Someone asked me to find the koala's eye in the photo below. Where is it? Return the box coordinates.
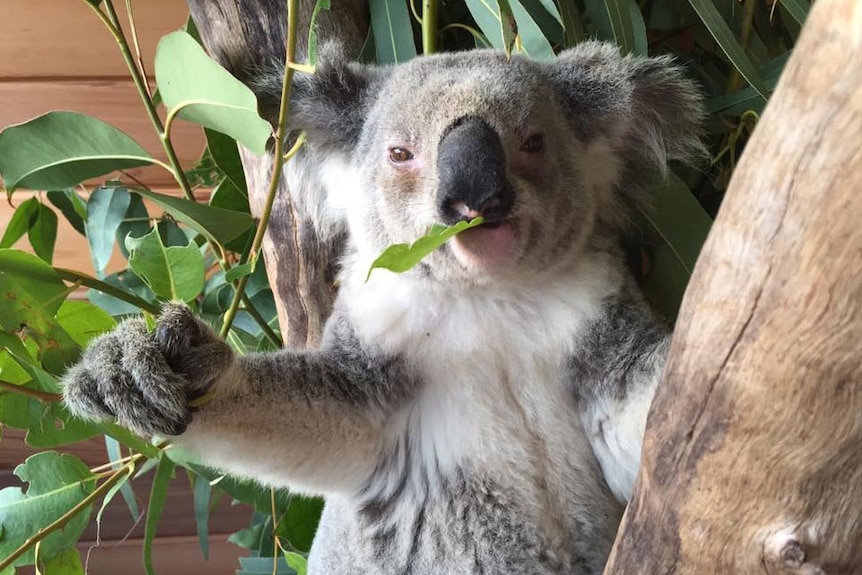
[520,134,544,154]
[388,147,415,163]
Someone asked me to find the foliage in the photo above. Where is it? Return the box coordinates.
[0,0,804,572]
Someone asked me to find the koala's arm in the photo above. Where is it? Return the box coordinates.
[62,303,410,495]
[569,294,670,503]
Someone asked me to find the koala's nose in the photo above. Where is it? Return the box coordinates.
[436,117,514,224]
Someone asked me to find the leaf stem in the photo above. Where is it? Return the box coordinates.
[92,0,197,203]
[124,0,151,98]
[241,294,283,348]
[53,267,161,315]
[220,0,302,339]
[0,460,138,572]
[0,380,62,403]
[422,0,439,54]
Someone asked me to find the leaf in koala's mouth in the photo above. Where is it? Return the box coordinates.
[365,217,485,281]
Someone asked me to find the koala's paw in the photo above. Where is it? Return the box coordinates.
[62,302,233,437]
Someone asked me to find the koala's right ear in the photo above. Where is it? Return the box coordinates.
[254,43,390,155]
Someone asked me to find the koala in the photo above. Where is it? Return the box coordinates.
[63,42,703,574]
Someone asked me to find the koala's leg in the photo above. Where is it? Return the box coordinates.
[63,303,410,495]
[568,294,671,503]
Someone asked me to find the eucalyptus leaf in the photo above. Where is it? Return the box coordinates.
[116,193,152,260]
[155,32,271,154]
[193,474,212,560]
[778,0,809,25]
[129,187,253,247]
[308,0,332,66]
[87,186,132,275]
[283,552,308,575]
[687,0,770,100]
[369,0,418,64]
[143,455,176,575]
[0,250,79,374]
[126,228,205,303]
[0,197,38,249]
[367,218,485,280]
[47,190,87,236]
[0,112,153,191]
[0,452,95,568]
[40,547,85,575]
[29,202,58,264]
[204,128,247,195]
[509,0,556,60]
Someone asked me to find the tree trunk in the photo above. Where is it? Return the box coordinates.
[184,0,367,348]
[605,0,862,572]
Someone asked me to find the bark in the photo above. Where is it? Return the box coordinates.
[605,0,862,572]
[184,0,367,348]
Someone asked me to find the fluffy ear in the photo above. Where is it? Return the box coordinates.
[549,41,706,170]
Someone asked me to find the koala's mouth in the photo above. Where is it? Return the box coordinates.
[450,219,516,270]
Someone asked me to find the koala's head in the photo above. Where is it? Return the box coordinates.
[288,42,704,286]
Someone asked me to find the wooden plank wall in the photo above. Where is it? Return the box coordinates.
[2,2,251,573]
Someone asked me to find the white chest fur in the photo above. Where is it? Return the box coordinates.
[342,254,624,485]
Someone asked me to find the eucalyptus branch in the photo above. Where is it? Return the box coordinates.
[124,0,152,97]
[0,380,62,403]
[83,0,196,203]
[220,0,302,340]
[241,294,283,348]
[422,0,439,54]
[0,461,139,572]
[53,267,161,315]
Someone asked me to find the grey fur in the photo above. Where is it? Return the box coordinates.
[62,43,703,574]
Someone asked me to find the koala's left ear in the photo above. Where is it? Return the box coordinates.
[548,41,706,169]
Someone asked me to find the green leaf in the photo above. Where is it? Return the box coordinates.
[0,250,78,374]
[41,547,85,575]
[103,435,140,520]
[369,0,418,64]
[639,172,712,318]
[86,186,132,275]
[283,552,308,575]
[130,187,253,247]
[47,190,87,236]
[509,0,556,60]
[126,228,205,303]
[116,192,152,260]
[554,0,584,46]
[274,496,324,553]
[193,474,212,560]
[308,0,332,66]
[778,0,808,25]
[143,454,175,575]
[96,470,132,529]
[55,300,116,348]
[0,452,95,568]
[224,262,255,283]
[86,269,158,317]
[367,217,485,280]
[687,0,770,100]
[155,32,271,154]
[598,0,646,56]
[204,128,247,195]
[0,112,154,191]
[0,197,38,249]
[465,0,519,55]
[29,202,58,264]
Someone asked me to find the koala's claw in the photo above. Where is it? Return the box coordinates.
[62,303,233,438]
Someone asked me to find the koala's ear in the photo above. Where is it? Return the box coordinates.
[288,43,390,155]
[548,41,706,169]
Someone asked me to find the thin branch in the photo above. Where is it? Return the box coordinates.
[54,267,161,315]
[241,294,283,348]
[124,0,152,97]
[422,0,439,54]
[220,0,302,339]
[0,380,62,403]
[0,461,139,572]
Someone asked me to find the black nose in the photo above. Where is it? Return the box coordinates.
[436,117,514,224]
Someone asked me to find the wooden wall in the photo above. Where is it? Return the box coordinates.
[2,2,250,573]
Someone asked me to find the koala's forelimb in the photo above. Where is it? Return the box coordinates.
[62,303,410,495]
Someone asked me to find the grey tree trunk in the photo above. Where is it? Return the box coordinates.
[604,0,862,571]
[184,0,367,348]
